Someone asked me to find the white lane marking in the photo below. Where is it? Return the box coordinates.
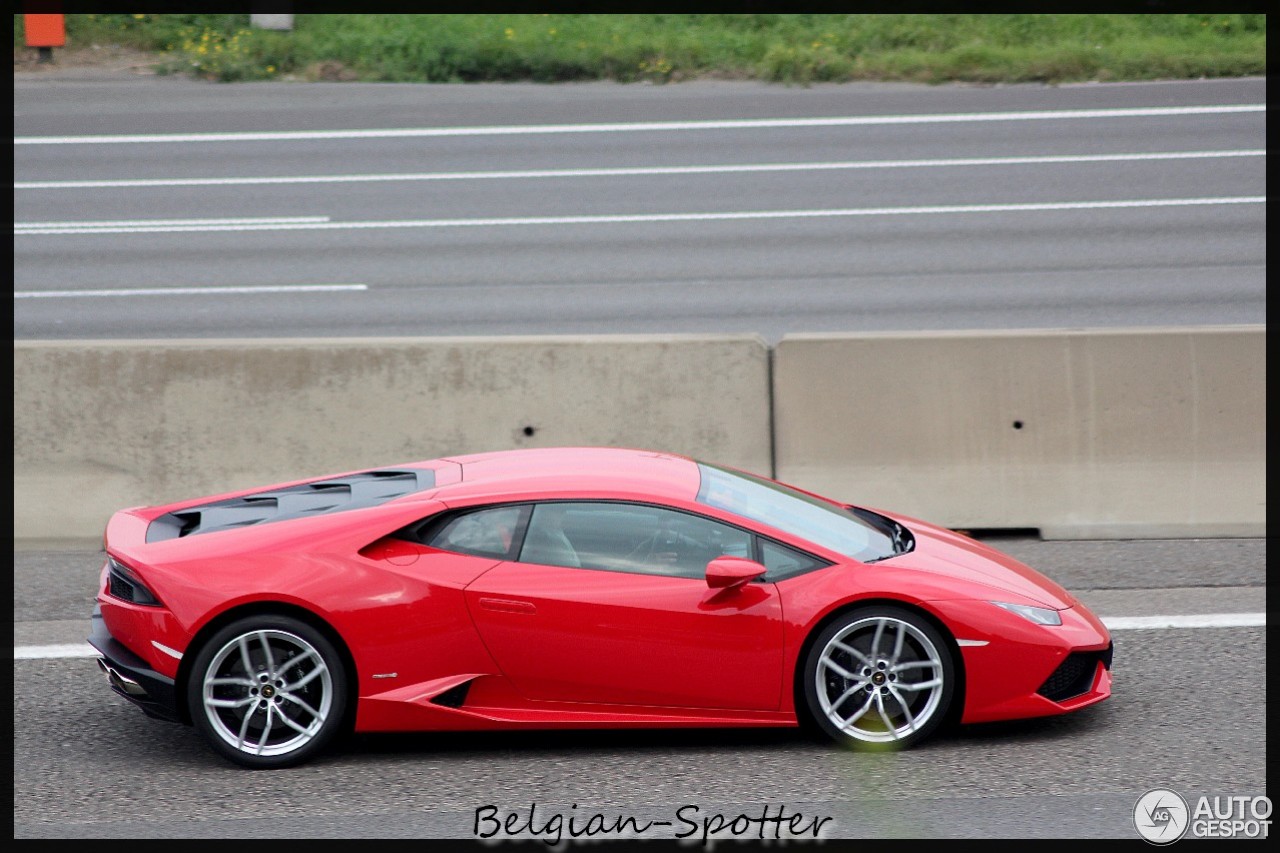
[14,284,368,299]
[12,104,1265,145]
[11,196,1265,236]
[15,644,97,659]
[1103,612,1265,630]
[12,613,1266,660]
[13,215,328,232]
[12,150,1266,190]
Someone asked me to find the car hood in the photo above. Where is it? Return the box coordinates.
[880,514,1077,610]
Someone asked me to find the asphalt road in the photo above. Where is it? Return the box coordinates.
[13,538,1267,839]
[13,76,1266,341]
[11,73,1269,840]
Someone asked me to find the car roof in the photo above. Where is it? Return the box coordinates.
[431,447,704,504]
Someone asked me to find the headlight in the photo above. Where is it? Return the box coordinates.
[990,601,1062,626]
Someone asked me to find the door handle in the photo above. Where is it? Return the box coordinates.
[478,597,537,615]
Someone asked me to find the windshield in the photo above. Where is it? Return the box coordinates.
[695,463,898,563]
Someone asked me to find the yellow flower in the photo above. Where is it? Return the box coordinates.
[267,65,276,73]
[505,27,515,39]
[132,14,145,20]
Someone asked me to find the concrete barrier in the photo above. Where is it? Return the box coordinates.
[13,335,772,542]
[14,327,1265,543]
[772,326,1265,539]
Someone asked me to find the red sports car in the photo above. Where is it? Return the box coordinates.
[91,447,1112,768]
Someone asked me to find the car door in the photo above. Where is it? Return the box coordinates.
[464,501,784,711]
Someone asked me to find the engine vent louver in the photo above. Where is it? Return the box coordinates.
[145,469,436,542]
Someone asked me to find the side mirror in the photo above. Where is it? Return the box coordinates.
[706,556,766,590]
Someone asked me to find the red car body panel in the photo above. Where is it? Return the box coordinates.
[464,562,784,711]
[94,447,1110,736]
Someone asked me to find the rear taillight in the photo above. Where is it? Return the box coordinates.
[106,556,162,607]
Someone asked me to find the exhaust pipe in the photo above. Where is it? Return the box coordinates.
[97,657,148,697]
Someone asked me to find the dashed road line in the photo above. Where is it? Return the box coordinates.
[11,197,1266,237]
[13,150,1265,191]
[14,284,368,299]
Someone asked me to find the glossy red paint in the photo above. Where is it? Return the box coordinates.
[706,556,768,590]
[465,560,784,710]
[93,446,1110,747]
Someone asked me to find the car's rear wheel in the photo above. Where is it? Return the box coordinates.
[187,614,347,769]
[802,605,955,750]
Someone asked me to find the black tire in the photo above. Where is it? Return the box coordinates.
[186,614,348,769]
[801,605,955,751]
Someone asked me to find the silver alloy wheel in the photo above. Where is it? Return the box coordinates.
[201,629,333,758]
[815,615,946,743]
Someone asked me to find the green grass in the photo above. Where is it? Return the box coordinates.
[14,14,1267,84]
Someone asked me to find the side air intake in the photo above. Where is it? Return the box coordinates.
[1037,643,1113,702]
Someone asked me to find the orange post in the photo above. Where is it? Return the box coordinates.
[24,14,67,48]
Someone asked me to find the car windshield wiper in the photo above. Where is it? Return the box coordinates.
[890,521,907,553]
[847,506,913,561]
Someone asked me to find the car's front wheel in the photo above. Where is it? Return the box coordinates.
[187,614,347,769]
[802,605,955,750]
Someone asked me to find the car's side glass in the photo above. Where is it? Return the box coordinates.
[423,505,526,560]
[519,502,753,580]
[758,538,828,581]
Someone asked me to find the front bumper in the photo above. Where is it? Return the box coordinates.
[1036,643,1113,702]
[88,606,182,723]
[928,599,1113,724]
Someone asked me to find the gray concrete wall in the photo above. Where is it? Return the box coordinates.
[13,335,772,542]
[772,326,1265,539]
[13,327,1264,542]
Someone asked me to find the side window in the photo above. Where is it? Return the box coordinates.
[424,505,526,560]
[758,538,828,581]
[520,502,752,580]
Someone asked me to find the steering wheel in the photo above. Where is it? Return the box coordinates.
[623,525,704,568]
[624,529,665,564]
